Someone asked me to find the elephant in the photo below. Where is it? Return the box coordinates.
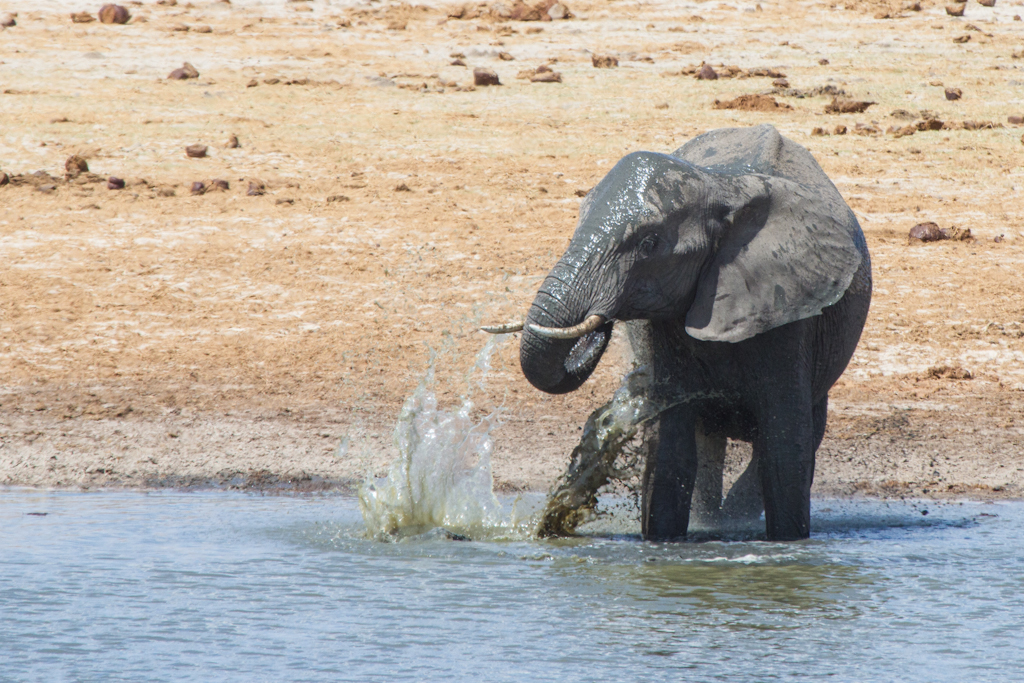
[485,124,871,541]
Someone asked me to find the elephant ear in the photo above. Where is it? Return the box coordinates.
[684,175,863,343]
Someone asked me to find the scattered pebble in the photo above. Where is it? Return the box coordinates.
[194,25,212,33]
[1009,115,1023,125]
[473,67,501,86]
[190,181,206,195]
[592,54,618,68]
[394,183,412,192]
[945,87,962,100]
[65,155,89,177]
[185,144,208,158]
[953,34,971,44]
[834,124,847,134]
[696,63,718,80]
[0,171,9,186]
[450,58,466,66]
[168,62,200,80]
[0,13,16,27]
[98,4,130,24]
[498,51,515,61]
[773,78,789,88]
[225,134,240,148]
[978,0,995,6]
[945,3,965,16]
[654,102,669,109]
[909,221,947,242]
[326,194,349,203]
[107,176,125,190]
[246,179,266,196]
[246,79,258,87]
[71,12,95,23]
[531,68,562,83]
[825,97,875,114]
[207,179,230,192]
[818,58,829,65]
[275,198,294,205]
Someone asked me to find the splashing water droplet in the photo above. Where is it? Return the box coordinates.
[358,335,538,541]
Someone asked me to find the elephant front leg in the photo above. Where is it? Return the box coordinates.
[756,394,815,541]
[641,405,699,541]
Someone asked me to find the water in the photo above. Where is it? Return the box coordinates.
[2,490,1024,682]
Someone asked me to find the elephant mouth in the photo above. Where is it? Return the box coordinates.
[563,321,614,376]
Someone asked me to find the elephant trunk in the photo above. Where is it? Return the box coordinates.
[519,266,614,395]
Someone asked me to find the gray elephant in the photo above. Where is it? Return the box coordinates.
[486,124,871,541]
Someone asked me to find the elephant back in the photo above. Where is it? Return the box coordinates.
[671,124,843,205]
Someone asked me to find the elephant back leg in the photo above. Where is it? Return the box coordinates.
[755,387,815,541]
[689,419,726,529]
[641,405,699,541]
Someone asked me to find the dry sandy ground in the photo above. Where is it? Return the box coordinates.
[1,0,1022,502]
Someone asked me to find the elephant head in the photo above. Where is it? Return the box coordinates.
[512,133,864,394]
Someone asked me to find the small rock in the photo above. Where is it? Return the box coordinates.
[395,183,412,192]
[994,234,1004,243]
[811,127,826,136]
[696,63,718,80]
[834,124,847,135]
[908,222,947,243]
[387,20,407,30]
[275,198,294,205]
[945,87,962,101]
[902,0,922,9]
[531,70,562,83]
[772,78,789,88]
[264,78,281,85]
[225,134,240,148]
[71,12,95,23]
[246,79,258,87]
[510,1,543,21]
[945,3,965,15]
[168,62,199,80]
[499,51,515,61]
[1009,115,1024,125]
[207,179,230,192]
[825,98,875,114]
[977,0,995,6]
[0,13,16,27]
[65,155,89,177]
[190,181,206,195]
[0,171,9,186]
[592,54,618,68]
[450,58,466,66]
[548,2,570,20]
[98,4,131,24]
[107,176,125,190]
[654,102,669,109]
[158,0,177,5]
[246,179,266,196]
[194,25,212,33]
[953,34,971,44]
[326,194,349,203]
[185,144,208,158]
[818,58,829,65]
[473,67,501,86]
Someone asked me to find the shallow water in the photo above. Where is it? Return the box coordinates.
[2,490,1023,682]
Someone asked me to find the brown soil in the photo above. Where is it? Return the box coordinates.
[714,93,794,111]
[1,0,1022,501]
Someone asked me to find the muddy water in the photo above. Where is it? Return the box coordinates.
[2,489,1023,682]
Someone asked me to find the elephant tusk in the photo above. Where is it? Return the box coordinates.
[527,314,607,340]
[480,322,524,334]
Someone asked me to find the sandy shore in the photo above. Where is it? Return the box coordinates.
[1,0,1022,499]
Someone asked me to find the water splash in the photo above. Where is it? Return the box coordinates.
[358,335,536,541]
[537,367,655,537]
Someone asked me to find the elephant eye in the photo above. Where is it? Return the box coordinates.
[637,233,660,259]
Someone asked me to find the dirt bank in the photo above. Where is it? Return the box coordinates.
[1,0,1022,498]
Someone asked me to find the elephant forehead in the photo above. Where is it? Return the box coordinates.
[574,152,700,250]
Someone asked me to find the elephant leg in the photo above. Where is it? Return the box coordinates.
[812,396,828,454]
[689,420,726,529]
[756,392,815,541]
[641,405,698,541]
[721,450,764,523]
